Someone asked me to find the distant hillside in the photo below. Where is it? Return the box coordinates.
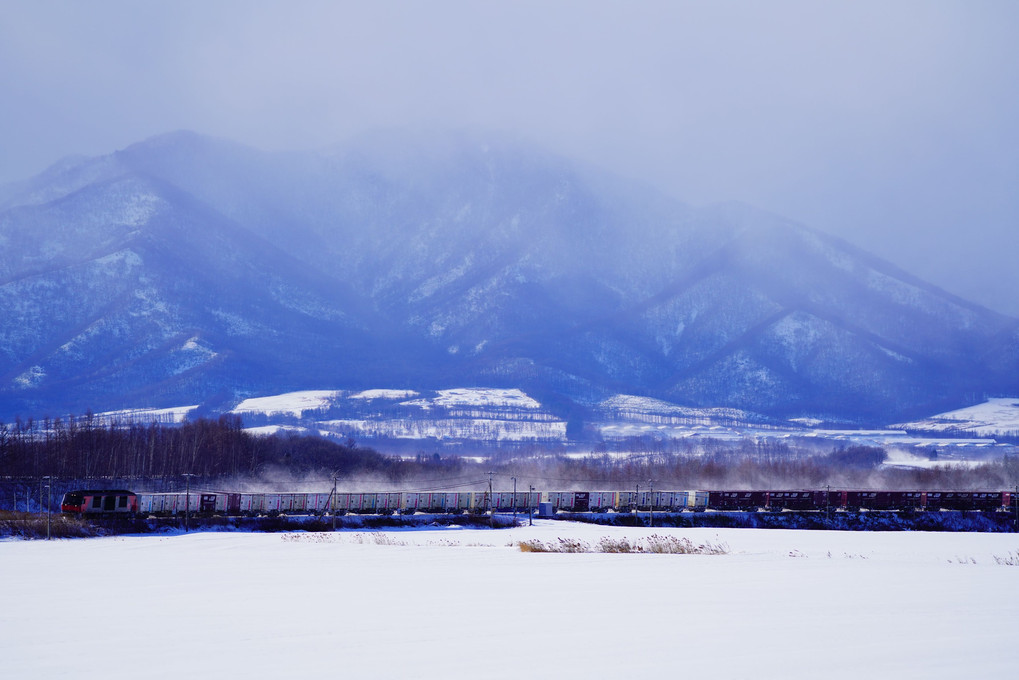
[893,398,1019,438]
[0,129,1016,423]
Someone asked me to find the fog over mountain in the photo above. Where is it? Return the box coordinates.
[5,3,1018,320]
[1,130,1016,423]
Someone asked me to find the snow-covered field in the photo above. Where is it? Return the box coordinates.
[403,387,543,409]
[894,397,1019,437]
[87,392,1019,457]
[321,416,567,441]
[3,523,1017,678]
[90,404,198,426]
[231,390,341,417]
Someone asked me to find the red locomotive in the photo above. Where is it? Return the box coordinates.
[60,490,138,516]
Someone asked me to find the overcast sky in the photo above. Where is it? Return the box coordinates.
[2,0,1017,314]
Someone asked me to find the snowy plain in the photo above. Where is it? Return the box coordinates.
[894,397,1019,436]
[3,522,1018,678]
[90,391,1019,459]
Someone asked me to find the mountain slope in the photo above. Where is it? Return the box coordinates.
[0,130,1015,422]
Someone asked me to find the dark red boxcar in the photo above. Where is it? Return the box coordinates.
[708,491,768,511]
[927,491,1005,511]
[844,491,927,511]
[764,491,826,511]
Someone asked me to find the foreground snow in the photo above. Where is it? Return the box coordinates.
[3,524,1017,678]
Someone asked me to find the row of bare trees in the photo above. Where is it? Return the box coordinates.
[0,415,396,480]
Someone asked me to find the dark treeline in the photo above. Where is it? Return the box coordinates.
[0,415,400,480]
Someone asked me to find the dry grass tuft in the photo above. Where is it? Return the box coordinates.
[518,534,729,555]
[281,532,408,545]
[992,551,1019,566]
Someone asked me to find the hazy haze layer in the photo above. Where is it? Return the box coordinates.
[1,1,1017,314]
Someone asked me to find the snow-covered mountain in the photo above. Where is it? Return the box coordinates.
[1,129,1016,423]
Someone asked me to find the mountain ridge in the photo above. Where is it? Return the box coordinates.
[0,130,1015,423]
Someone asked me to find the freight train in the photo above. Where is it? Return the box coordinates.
[61,488,1017,517]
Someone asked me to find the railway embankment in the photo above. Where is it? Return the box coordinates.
[0,511,97,538]
[557,510,1019,532]
[3,509,1017,538]
[0,512,519,538]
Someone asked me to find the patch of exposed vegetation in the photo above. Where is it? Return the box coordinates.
[281,532,409,545]
[518,534,729,555]
[556,509,1018,533]
[0,511,97,538]
[992,551,1019,566]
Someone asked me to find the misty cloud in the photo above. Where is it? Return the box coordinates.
[1,1,1017,314]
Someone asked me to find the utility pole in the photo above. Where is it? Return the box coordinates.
[332,476,338,531]
[635,483,639,523]
[511,476,517,525]
[528,485,534,526]
[43,476,51,540]
[183,473,195,532]
[486,470,494,513]
[649,479,654,528]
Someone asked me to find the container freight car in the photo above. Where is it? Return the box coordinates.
[545,491,618,512]
[491,491,543,512]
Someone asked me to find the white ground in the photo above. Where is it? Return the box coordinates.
[241,424,314,437]
[231,389,341,417]
[3,523,1017,678]
[402,387,543,409]
[882,448,988,469]
[91,404,199,426]
[349,388,420,400]
[88,392,1019,456]
[894,397,1019,436]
